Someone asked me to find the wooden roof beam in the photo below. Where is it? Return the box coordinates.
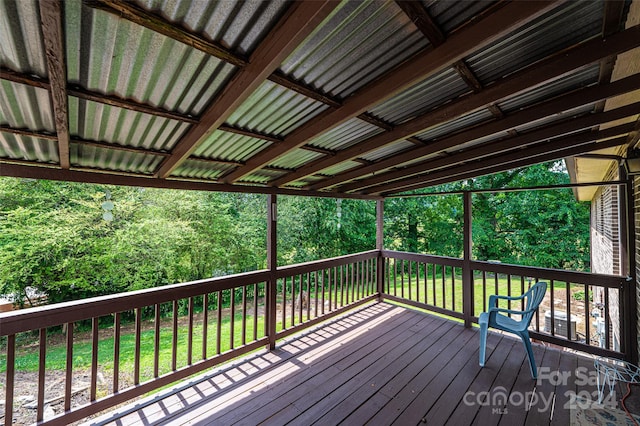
[85,0,248,67]
[302,25,640,190]
[154,1,339,179]
[1,68,198,124]
[346,102,640,193]
[224,1,558,184]
[313,72,640,191]
[39,0,70,169]
[376,133,631,196]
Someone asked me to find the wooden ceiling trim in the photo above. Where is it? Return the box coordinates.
[376,133,631,196]
[224,1,558,184]
[346,113,638,194]
[154,1,339,179]
[311,73,640,191]
[85,0,248,68]
[395,0,445,46]
[273,22,640,189]
[70,138,170,157]
[0,126,58,140]
[0,163,379,200]
[39,0,70,169]
[1,68,198,124]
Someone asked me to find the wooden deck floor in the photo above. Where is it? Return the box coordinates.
[86,302,608,426]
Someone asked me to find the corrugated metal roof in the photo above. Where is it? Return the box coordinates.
[268,148,323,170]
[226,80,328,138]
[0,0,47,75]
[319,160,361,177]
[416,108,494,141]
[360,139,417,162]
[172,159,235,180]
[0,134,57,163]
[424,0,499,35]
[0,81,54,131]
[306,117,383,151]
[498,65,601,113]
[71,144,163,174]
[193,129,271,163]
[368,67,469,125]
[279,0,428,99]
[513,104,596,134]
[66,3,236,117]
[68,98,190,151]
[136,0,289,57]
[466,1,604,86]
[241,169,285,184]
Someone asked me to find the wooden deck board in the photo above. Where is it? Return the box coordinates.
[86,302,600,426]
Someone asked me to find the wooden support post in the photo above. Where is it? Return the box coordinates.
[619,164,638,363]
[463,191,474,328]
[267,194,278,350]
[377,199,385,301]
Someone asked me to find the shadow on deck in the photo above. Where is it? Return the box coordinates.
[85,302,610,426]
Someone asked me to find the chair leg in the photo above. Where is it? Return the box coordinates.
[479,319,488,367]
[519,331,537,379]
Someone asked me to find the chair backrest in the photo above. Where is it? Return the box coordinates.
[522,281,547,324]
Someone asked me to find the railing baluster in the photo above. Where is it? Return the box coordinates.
[566,282,572,340]
[482,271,487,312]
[188,297,194,365]
[203,294,208,360]
[432,264,436,306]
[242,285,247,346]
[416,262,420,303]
[172,301,178,371]
[549,280,555,337]
[216,291,222,355]
[334,266,339,308]
[340,266,345,308]
[401,259,405,299]
[135,307,141,383]
[584,284,590,345]
[521,276,525,312]
[423,262,427,304]
[314,270,319,318]
[113,313,120,392]
[306,272,311,320]
[507,274,512,314]
[253,284,258,341]
[451,267,455,312]
[37,328,46,422]
[604,288,611,350]
[291,275,296,326]
[283,278,288,328]
[408,261,412,301]
[91,317,99,400]
[65,322,73,412]
[321,271,326,315]
[231,288,236,349]
[154,304,160,377]
[133,307,142,385]
[5,334,15,426]
[441,265,446,309]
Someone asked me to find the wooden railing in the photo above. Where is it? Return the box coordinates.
[381,250,629,359]
[0,251,377,426]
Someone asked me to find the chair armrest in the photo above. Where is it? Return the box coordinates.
[488,293,525,308]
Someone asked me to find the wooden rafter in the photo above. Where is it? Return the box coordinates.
[0,126,57,140]
[0,163,378,200]
[223,1,558,184]
[374,133,631,196]
[1,68,198,124]
[154,1,339,179]
[85,0,248,68]
[302,25,640,190]
[344,102,640,193]
[39,0,70,169]
[324,75,640,192]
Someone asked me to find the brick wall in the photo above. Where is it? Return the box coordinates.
[591,167,621,351]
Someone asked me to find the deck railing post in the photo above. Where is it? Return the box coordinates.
[619,165,638,364]
[463,191,474,328]
[267,194,278,350]
[377,199,385,300]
